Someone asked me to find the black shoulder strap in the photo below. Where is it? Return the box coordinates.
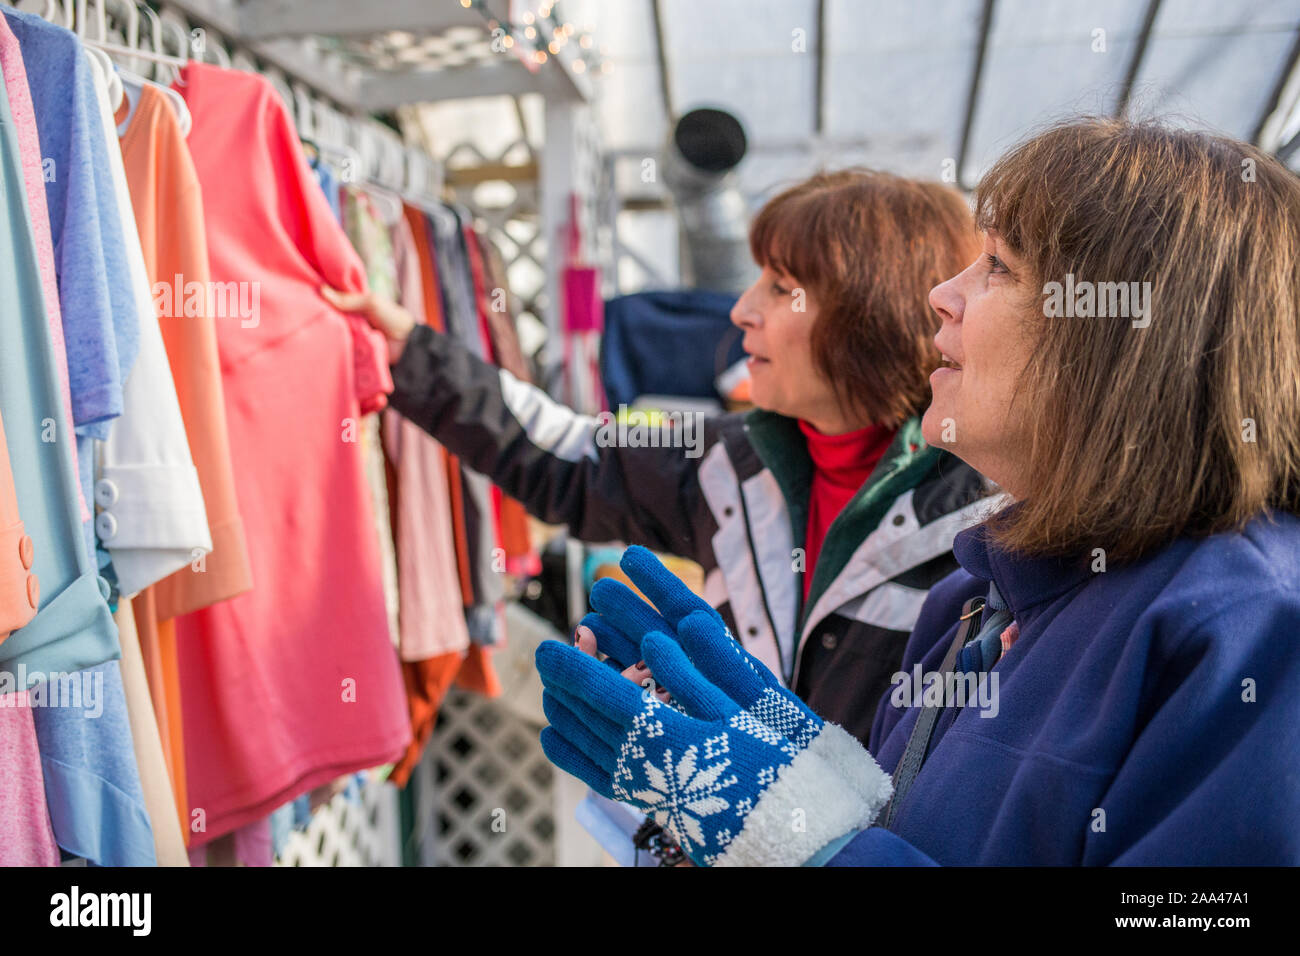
[878,595,985,831]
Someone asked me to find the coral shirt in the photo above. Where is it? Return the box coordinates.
[799,420,896,602]
[173,63,408,844]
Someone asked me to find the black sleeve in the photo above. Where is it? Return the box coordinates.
[388,322,717,563]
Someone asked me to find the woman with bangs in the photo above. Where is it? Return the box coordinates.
[340,169,994,750]
[534,119,1300,866]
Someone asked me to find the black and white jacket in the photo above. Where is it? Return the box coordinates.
[389,323,999,743]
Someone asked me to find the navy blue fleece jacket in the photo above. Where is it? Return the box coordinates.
[824,510,1300,865]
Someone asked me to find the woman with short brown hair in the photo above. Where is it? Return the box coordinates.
[536,118,1300,866]
[338,167,993,748]
[747,170,979,428]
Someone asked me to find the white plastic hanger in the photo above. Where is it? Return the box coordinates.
[364,181,405,227]
[159,14,190,86]
[133,1,191,136]
[105,1,190,137]
[83,46,124,112]
[15,0,72,28]
[116,68,191,138]
[67,0,124,112]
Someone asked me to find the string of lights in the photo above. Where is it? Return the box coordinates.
[459,0,609,74]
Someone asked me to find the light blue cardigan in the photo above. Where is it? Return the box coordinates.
[0,19,154,865]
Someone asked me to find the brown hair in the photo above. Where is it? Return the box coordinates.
[749,169,980,427]
[975,118,1300,561]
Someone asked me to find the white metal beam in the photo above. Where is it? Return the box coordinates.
[540,99,577,372]
[1257,29,1300,152]
[239,0,487,41]
[361,55,591,109]
[361,62,534,107]
[162,0,364,108]
[163,0,590,111]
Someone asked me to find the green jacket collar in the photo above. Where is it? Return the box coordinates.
[743,409,940,624]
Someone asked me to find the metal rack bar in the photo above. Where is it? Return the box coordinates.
[1253,26,1300,149]
[84,37,187,66]
[1115,0,1163,119]
[955,0,995,191]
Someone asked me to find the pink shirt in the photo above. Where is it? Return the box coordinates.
[0,695,60,866]
[384,212,469,661]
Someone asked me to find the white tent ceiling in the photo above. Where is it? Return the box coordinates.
[142,1,1300,289]
[596,0,1300,203]
[161,2,1298,203]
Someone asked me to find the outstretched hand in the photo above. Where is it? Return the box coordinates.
[321,285,418,358]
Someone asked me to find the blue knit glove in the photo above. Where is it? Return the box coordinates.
[581,547,710,673]
[537,634,891,866]
[589,548,812,723]
[584,548,885,801]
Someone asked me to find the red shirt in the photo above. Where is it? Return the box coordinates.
[799,420,896,603]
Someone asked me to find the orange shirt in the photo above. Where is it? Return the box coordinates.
[0,408,37,639]
[118,83,253,617]
[118,84,258,843]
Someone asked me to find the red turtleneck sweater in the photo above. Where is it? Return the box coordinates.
[798,420,896,603]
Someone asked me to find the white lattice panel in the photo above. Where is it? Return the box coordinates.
[417,686,556,866]
[439,138,548,348]
[276,778,403,867]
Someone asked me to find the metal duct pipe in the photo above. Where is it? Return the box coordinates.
[662,108,758,294]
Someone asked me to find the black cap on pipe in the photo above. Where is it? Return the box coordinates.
[673,108,747,174]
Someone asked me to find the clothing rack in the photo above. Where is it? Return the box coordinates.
[1,0,607,870]
[83,37,183,66]
[14,0,449,209]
